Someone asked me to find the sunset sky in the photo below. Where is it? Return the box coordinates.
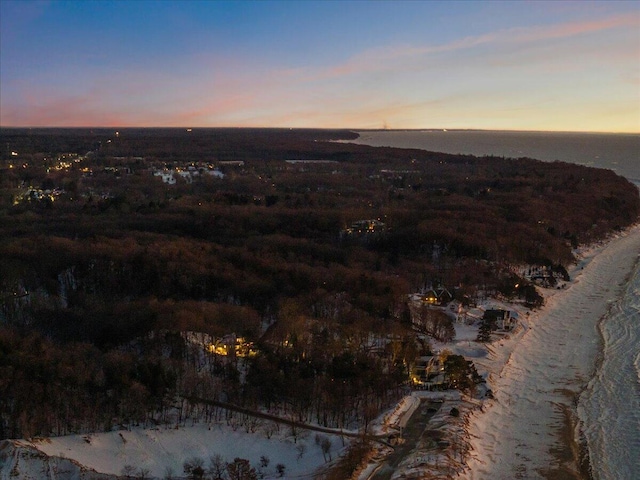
[1,0,639,132]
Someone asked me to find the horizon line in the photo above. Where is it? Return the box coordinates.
[1,125,638,135]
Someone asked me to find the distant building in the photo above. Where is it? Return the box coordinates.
[153,170,176,184]
[218,161,245,167]
[285,159,338,164]
[153,167,224,184]
[344,219,387,235]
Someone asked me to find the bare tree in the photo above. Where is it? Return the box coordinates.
[183,456,205,480]
[226,458,257,480]
[121,465,136,478]
[321,437,332,462]
[208,454,227,480]
[163,466,176,480]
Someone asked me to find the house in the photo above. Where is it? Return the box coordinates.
[177,170,194,183]
[342,219,387,241]
[419,287,452,306]
[412,355,445,388]
[347,219,386,234]
[218,161,245,167]
[421,289,439,305]
[483,309,516,330]
[206,169,225,178]
[153,170,176,184]
[435,287,453,305]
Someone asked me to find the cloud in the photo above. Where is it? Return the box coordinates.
[1,92,126,127]
[2,7,637,131]
[319,12,640,80]
[170,94,260,125]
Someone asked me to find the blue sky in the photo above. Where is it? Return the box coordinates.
[1,0,639,131]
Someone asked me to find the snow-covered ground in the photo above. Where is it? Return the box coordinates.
[5,227,638,480]
[1,420,350,479]
[457,225,640,480]
[357,225,640,480]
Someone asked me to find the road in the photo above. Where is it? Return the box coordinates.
[187,396,393,446]
[370,399,442,480]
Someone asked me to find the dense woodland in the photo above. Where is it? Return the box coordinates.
[1,128,638,440]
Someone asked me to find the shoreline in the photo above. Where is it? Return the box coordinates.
[576,246,640,480]
[457,223,640,480]
[345,130,640,185]
[3,227,638,480]
[570,228,640,480]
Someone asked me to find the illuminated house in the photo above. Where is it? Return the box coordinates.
[421,289,439,305]
[420,287,452,306]
[206,335,258,358]
[411,355,444,387]
[343,219,387,239]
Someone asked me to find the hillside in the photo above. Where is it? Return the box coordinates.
[1,127,638,443]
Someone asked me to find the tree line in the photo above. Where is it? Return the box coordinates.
[0,128,637,439]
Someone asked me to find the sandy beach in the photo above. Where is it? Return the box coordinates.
[459,224,640,480]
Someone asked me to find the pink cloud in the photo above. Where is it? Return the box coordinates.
[2,9,636,131]
[2,89,122,127]
[170,94,259,124]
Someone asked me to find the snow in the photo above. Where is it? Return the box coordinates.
[5,225,639,480]
[457,224,640,479]
[2,420,349,479]
[357,225,640,480]
[0,440,112,480]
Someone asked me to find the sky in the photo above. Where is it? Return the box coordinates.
[1,0,639,132]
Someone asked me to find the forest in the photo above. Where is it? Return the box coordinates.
[1,127,638,440]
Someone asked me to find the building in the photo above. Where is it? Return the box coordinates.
[344,219,387,236]
[483,309,516,330]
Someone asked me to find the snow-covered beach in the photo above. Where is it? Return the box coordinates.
[2,132,638,480]
[4,226,637,480]
[350,129,640,480]
[459,224,640,480]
